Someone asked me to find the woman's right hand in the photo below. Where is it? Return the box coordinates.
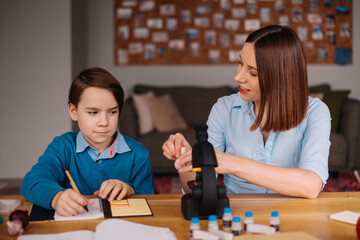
[162,133,191,160]
[163,133,195,191]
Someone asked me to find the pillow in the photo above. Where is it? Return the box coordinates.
[132,91,155,135]
[314,90,350,132]
[309,92,324,100]
[146,94,188,132]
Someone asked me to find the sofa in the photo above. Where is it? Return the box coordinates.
[119,84,360,175]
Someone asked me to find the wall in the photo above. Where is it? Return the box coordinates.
[0,0,72,178]
[0,0,359,179]
[88,0,360,100]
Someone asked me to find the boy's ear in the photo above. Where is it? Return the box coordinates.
[68,103,78,121]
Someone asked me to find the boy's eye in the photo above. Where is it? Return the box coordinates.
[88,111,97,115]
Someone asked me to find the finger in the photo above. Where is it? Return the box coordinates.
[87,199,94,206]
[177,151,192,167]
[94,190,100,197]
[108,185,122,202]
[163,136,176,157]
[69,190,88,207]
[68,195,88,213]
[99,181,109,198]
[178,164,193,173]
[162,144,173,159]
[62,201,80,216]
[100,182,116,199]
[174,134,184,158]
[116,188,128,201]
[163,151,177,161]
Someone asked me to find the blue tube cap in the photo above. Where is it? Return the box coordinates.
[209,214,218,221]
[271,211,279,217]
[245,211,253,218]
[223,207,232,214]
[191,217,200,224]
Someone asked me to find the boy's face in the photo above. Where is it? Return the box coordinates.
[68,87,119,153]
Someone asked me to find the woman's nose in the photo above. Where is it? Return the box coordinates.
[234,68,246,83]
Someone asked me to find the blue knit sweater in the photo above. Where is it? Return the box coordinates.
[21,132,155,209]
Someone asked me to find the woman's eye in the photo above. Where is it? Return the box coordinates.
[249,70,258,77]
[110,110,118,115]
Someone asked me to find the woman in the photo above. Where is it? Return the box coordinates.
[162,25,330,199]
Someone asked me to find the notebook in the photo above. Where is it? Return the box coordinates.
[30,198,152,221]
[18,218,176,240]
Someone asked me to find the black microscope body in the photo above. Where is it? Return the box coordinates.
[181,125,229,220]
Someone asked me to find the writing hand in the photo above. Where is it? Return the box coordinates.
[51,189,94,216]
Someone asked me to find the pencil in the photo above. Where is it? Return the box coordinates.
[62,166,89,212]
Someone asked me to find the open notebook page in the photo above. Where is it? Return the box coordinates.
[18,230,95,240]
[54,198,103,221]
[95,219,176,240]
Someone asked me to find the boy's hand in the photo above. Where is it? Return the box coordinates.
[51,189,94,216]
[94,179,134,202]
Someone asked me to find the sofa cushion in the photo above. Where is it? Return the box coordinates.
[134,85,237,126]
[322,90,350,132]
[132,91,155,135]
[147,94,188,132]
[309,84,350,132]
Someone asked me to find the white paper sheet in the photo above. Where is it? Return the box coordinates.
[329,210,360,225]
[54,198,103,221]
[95,219,176,240]
[0,199,20,212]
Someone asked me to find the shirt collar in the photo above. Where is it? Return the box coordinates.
[76,130,130,156]
[233,93,253,113]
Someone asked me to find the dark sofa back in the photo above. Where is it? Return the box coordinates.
[134,84,237,127]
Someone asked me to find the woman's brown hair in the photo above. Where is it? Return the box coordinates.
[246,25,308,132]
[68,67,124,115]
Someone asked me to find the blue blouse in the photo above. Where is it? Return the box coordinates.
[207,93,331,194]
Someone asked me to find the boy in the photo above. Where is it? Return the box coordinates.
[21,67,155,216]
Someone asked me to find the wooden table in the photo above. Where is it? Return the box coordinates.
[0,192,359,239]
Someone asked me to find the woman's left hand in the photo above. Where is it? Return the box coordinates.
[214,149,239,175]
[94,179,134,201]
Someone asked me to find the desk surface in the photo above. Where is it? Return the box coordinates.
[0,192,359,240]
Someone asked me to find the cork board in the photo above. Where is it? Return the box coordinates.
[114,0,352,65]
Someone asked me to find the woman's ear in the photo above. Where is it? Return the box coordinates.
[68,103,78,121]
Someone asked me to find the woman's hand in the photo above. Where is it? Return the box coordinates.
[162,133,192,160]
[51,189,94,216]
[162,133,193,173]
[213,149,239,175]
[94,179,134,202]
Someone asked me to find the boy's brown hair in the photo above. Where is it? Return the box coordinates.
[246,25,308,132]
[68,67,124,115]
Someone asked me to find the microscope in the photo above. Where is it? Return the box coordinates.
[181,125,229,220]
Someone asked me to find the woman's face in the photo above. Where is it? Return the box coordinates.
[234,43,261,107]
